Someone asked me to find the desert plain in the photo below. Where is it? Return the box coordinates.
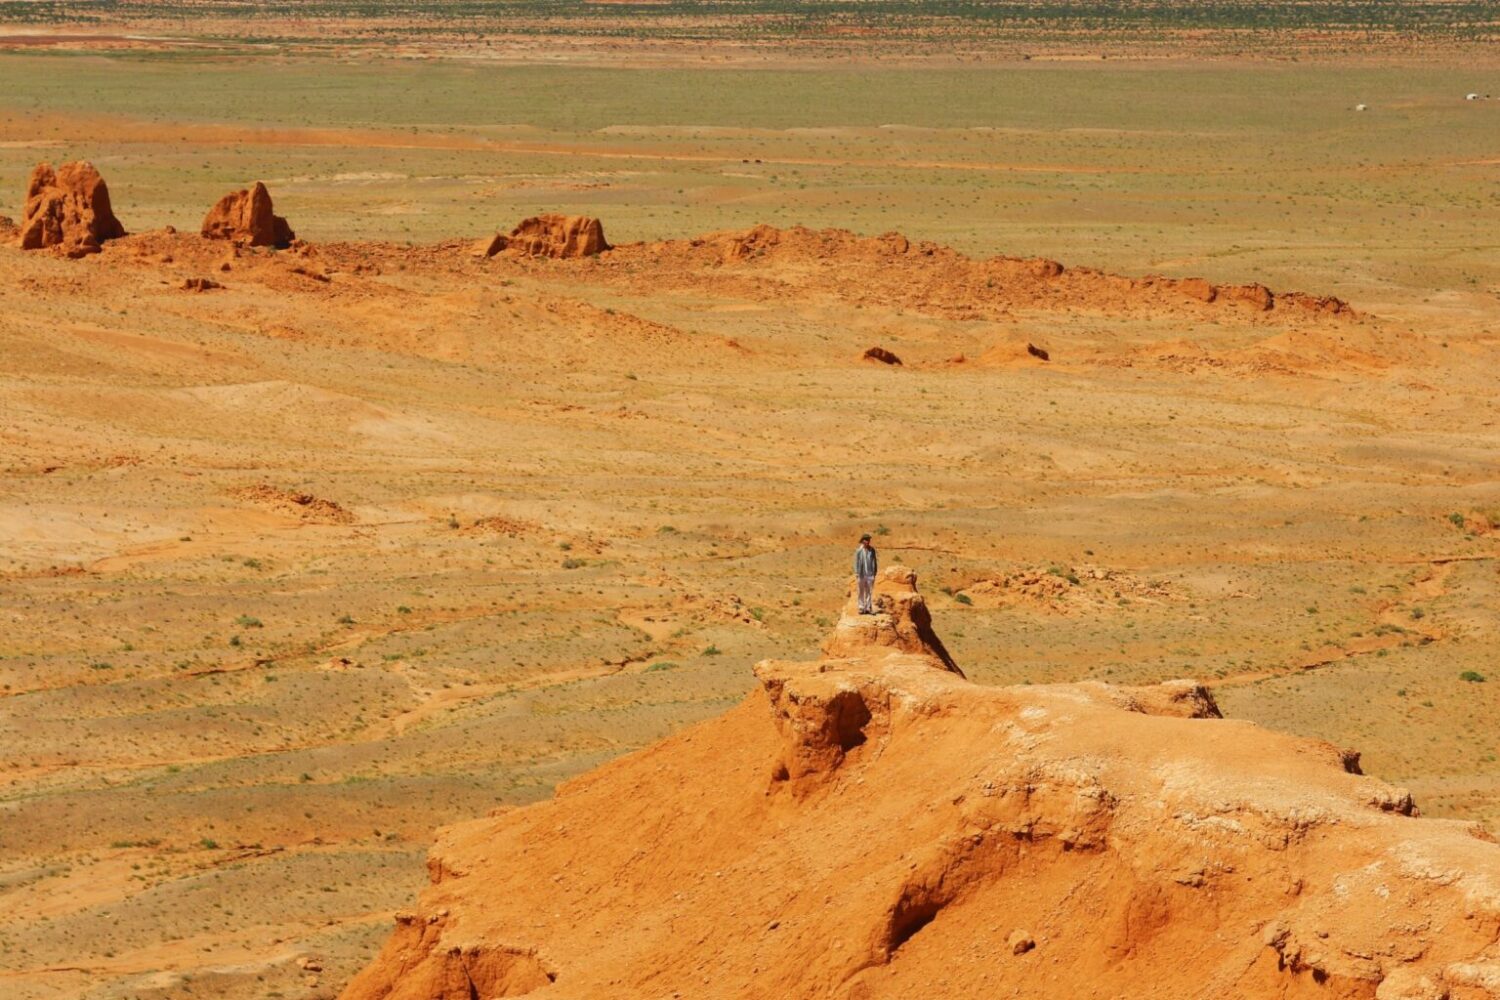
[2,13,1500,1000]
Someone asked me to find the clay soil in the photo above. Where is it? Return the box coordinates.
[1,52,1499,1000]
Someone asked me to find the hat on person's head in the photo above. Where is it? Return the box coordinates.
[860,533,872,542]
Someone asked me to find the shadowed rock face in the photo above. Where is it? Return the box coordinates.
[479,215,610,259]
[201,182,295,248]
[341,568,1500,1000]
[19,161,126,257]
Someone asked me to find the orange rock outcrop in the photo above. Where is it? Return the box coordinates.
[201,182,295,248]
[19,161,126,257]
[479,215,610,259]
[341,566,1500,1000]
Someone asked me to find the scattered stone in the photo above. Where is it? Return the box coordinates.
[19,161,126,257]
[480,214,609,259]
[1220,283,1275,311]
[202,181,295,248]
[862,346,902,365]
[1026,343,1050,361]
[1008,930,1036,955]
[180,277,222,292]
[231,484,354,524]
[1279,291,1354,317]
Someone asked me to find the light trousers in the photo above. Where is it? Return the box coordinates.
[857,575,875,613]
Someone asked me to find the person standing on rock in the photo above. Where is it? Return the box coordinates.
[855,534,878,614]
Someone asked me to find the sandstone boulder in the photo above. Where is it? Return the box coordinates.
[820,565,962,675]
[19,161,126,257]
[1177,276,1217,302]
[480,214,609,259]
[863,346,902,365]
[201,182,294,248]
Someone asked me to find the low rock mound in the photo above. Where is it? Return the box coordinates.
[957,563,1177,612]
[19,161,126,257]
[201,182,294,248]
[341,568,1500,1000]
[231,484,353,524]
[612,224,1358,327]
[479,214,610,259]
[862,346,902,365]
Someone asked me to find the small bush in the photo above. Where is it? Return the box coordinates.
[1448,512,1467,527]
[561,558,585,569]
[646,661,678,672]
[235,615,263,628]
[702,645,722,656]
[954,593,973,606]
[1461,670,1486,683]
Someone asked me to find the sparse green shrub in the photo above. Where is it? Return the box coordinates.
[703,645,721,656]
[1461,670,1486,683]
[235,615,263,628]
[647,661,678,672]
[954,593,973,606]
[561,558,585,569]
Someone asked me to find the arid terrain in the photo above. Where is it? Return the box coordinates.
[1,36,1499,1000]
